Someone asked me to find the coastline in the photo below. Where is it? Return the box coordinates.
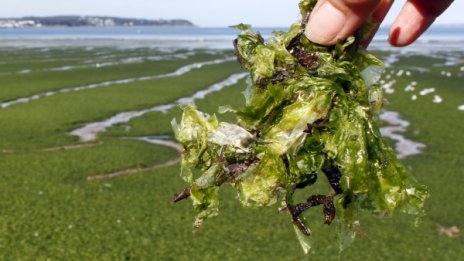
[0,25,463,52]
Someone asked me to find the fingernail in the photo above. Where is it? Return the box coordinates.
[305,1,347,45]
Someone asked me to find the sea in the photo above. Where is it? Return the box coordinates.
[0,25,463,52]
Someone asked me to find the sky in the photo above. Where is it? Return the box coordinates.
[0,0,463,27]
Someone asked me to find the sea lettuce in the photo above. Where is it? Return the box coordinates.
[172,0,427,253]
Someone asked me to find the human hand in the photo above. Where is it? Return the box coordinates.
[304,0,454,47]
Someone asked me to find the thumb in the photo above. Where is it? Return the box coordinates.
[304,0,381,45]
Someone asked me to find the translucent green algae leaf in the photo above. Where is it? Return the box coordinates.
[173,0,427,254]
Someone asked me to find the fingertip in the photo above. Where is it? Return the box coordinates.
[304,0,347,45]
[388,1,436,47]
[305,0,384,46]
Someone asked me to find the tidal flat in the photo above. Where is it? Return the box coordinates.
[0,45,463,260]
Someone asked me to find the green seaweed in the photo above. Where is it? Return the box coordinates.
[173,0,427,253]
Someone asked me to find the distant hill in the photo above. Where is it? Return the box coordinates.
[0,16,194,28]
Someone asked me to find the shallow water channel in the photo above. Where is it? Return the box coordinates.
[70,72,248,141]
[0,57,235,109]
[379,110,426,159]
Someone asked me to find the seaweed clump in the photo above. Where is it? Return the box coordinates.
[172,0,427,253]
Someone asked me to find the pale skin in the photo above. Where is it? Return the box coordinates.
[304,0,454,47]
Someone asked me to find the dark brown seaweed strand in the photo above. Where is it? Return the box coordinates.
[303,117,329,134]
[292,195,324,216]
[281,154,291,175]
[300,12,311,31]
[323,167,343,195]
[255,68,290,87]
[286,8,310,51]
[227,162,250,176]
[314,118,329,126]
[287,194,337,234]
[302,123,313,133]
[286,31,303,52]
[306,195,336,225]
[173,187,191,203]
[293,48,319,72]
[270,69,289,84]
[215,157,259,186]
[307,194,327,207]
[286,33,319,72]
[287,194,326,235]
[233,38,247,68]
[288,204,311,236]
[323,198,336,225]
[174,157,258,199]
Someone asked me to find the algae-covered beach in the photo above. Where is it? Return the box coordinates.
[0,29,463,260]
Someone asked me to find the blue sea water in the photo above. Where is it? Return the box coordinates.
[0,25,463,51]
